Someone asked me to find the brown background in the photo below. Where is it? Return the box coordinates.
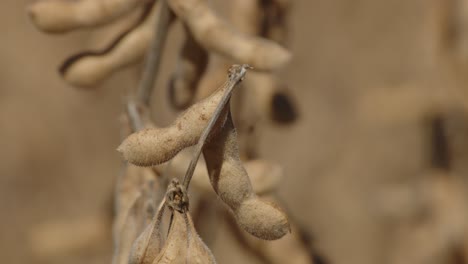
[1,0,468,263]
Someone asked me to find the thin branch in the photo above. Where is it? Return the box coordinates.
[126,0,171,132]
[182,64,252,190]
[127,100,144,131]
[137,0,171,107]
[116,3,172,258]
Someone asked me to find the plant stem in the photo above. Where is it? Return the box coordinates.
[137,0,171,107]
[126,100,144,131]
[182,64,251,190]
[126,0,171,132]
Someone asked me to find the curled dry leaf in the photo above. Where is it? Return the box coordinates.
[167,0,291,71]
[203,112,290,240]
[59,1,160,88]
[27,0,147,33]
[118,79,230,166]
[154,210,216,264]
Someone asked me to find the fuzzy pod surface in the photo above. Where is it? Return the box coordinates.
[153,211,216,264]
[203,112,290,240]
[128,201,165,264]
[169,150,283,196]
[118,81,230,166]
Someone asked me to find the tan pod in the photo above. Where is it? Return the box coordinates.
[203,112,290,240]
[129,200,166,264]
[59,2,158,88]
[28,0,146,33]
[153,211,216,263]
[167,0,291,71]
[118,82,230,166]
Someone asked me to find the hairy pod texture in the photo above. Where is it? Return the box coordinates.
[235,197,290,240]
[60,1,158,88]
[27,0,146,33]
[203,112,290,240]
[118,81,230,166]
[128,200,165,264]
[230,205,312,264]
[169,150,283,195]
[154,211,216,264]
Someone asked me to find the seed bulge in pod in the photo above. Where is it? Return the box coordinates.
[235,197,290,240]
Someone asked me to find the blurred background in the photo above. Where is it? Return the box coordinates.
[2,0,468,263]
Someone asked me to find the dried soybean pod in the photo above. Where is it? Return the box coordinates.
[235,195,290,240]
[228,208,311,264]
[114,163,157,241]
[169,150,283,195]
[59,1,159,88]
[167,0,291,71]
[153,211,188,264]
[118,79,231,166]
[153,211,216,264]
[185,212,217,264]
[113,192,144,264]
[169,26,208,109]
[203,112,290,240]
[27,0,146,33]
[129,200,166,264]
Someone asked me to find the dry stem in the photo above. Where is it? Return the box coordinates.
[127,0,171,132]
[181,64,252,190]
[137,0,171,107]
